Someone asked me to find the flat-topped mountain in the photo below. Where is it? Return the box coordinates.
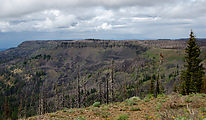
[1,39,206,62]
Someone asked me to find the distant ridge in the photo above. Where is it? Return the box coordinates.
[0,48,6,51]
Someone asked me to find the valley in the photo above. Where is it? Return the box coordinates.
[0,39,206,119]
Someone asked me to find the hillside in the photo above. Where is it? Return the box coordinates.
[22,93,206,120]
[0,39,206,119]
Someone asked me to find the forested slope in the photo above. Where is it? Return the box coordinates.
[0,39,206,119]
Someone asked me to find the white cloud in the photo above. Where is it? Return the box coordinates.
[96,23,113,30]
[34,12,76,31]
[0,21,10,32]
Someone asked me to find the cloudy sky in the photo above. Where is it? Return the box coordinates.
[0,0,206,48]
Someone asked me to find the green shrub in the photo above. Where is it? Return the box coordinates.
[129,96,141,101]
[101,112,111,118]
[63,107,68,112]
[91,107,98,111]
[145,114,150,119]
[161,100,166,103]
[174,116,191,120]
[156,102,162,110]
[74,116,86,120]
[125,99,136,106]
[125,96,140,106]
[189,93,195,97]
[117,114,129,120]
[197,93,206,97]
[144,98,150,102]
[93,102,101,107]
[157,94,165,98]
[144,94,154,102]
[101,105,109,111]
[178,94,183,97]
[120,108,127,111]
[200,107,206,112]
[67,109,75,113]
[185,98,192,103]
[129,107,141,111]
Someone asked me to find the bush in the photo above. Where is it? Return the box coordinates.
[200,107,206,112]
[161,100,166,103]
[144,94,154,102]
[156,102,162,110]
[117,114,129,120]
[144,98,150,102]
[93,102,101,107]
[174,116,190,120]
[157,94,165,98]
[129,96,141,101]
[120,108,127,111]
[125,99,136,106]
[62,107,69,112]
[74,116,86,120]
[125,96,140,106]
[195,93,206,97]
[185,98,192,103]
[67,109,75,113]
[129,107,141,111]
[101,105,109,111]
[101,112,111,118]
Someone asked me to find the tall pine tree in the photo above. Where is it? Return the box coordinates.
[181,31,204,95]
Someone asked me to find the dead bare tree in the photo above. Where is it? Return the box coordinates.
[99,80,102,103]
[54,81,59,111]
[60,81,65,109]
[38,85,44,115]
[106,72,109,104]
[98,71,103,104]
[77,64,81,108]
[123,64,127,99]
[111,59,114,102]
[18,98,23,119]
[155,53,164,98]
[80,76,88,107]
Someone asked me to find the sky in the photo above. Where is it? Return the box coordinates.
[0,0,206,48]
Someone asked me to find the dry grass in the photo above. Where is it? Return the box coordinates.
[22,93,206,120]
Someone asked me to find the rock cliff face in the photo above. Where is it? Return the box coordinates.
[0,39,206,119]
[138,39,206,49]
[0,39,147,63]
[58,40,145,50]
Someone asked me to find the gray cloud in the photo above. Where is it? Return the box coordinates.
[0,0,178,18]
[0,0,206,48]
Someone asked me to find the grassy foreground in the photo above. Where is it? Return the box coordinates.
[21,93,206,120]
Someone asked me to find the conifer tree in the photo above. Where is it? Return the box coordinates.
[155,74,160,97]
[202,76,206,93]
[150,74,155,95]
[181,31,204,95]
[155,53,164,97]
[98,78,102,104]
[3,98,10,120]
